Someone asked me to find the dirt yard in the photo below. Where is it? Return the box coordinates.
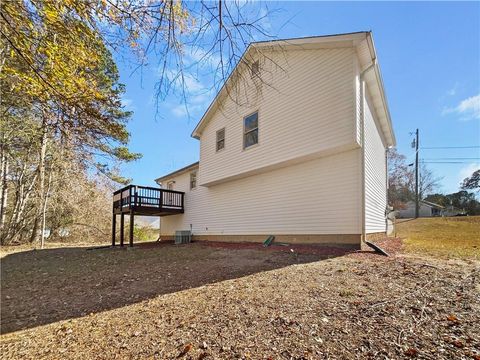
[1,230,479,359]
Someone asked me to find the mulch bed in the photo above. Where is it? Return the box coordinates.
[198,240,355,256]
[113,237,401,259]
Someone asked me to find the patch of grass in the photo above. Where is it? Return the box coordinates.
[396,216,480,260]
[133,225,159,242]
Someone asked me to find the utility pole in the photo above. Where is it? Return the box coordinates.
[415,128,419,218]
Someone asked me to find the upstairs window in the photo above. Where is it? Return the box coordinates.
[216,128,225,152]
[190,172,197,190]
[251,60,260,78]
[243,112,258,149]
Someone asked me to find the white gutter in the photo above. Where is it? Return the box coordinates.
[365,32,396,146]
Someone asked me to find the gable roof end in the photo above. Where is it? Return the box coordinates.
[191,31,395,147]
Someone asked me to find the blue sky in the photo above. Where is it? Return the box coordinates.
[117,1,479,194]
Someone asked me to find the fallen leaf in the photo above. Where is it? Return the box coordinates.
[178,343,192,358]
[404,348,418,357]
[446,314,459,322]
[452,340,464,348]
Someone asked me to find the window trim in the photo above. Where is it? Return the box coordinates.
[189,171,197,190]
[243,111,259,150]
[216,127,225,152]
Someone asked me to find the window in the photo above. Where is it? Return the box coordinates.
[216,128,225,152]
[251,60,260,78]
[243,112,258,149]
[190,172,197,190]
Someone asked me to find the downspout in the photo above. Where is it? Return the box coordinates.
[359,60,376,243]
[385,148,389,234]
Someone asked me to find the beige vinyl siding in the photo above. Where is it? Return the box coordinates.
[364,90,387,233]
[160,149,361,237]
[354,56,362,146]
[199,47,357,186]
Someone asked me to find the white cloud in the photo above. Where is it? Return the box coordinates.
[258,6,272,31]
[171,104,188,118]
[157,65,214,120]
[456,95,480,118]
[183,74,205,93]
[170,102,205,119]
[158,68,207,94]
[185,46,220,69]
[190,93,209,105]
[443,93,480,120]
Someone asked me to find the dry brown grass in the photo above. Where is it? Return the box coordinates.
[0,241,339,335]
[396,216,480,259]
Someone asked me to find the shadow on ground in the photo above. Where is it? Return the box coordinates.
[1,241,352,334]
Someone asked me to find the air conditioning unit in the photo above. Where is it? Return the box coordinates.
[175,230,192,245]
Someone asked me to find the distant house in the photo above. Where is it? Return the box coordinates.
[396,200,444,218]
[396,200,468,218]
[149,31,396,249]
[444,205,467,217]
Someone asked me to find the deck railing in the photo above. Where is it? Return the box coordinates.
[113,185,184,212]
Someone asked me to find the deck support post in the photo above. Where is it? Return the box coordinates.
[129,211,134,247]
[111,213,116,246]
[120,213,125,247]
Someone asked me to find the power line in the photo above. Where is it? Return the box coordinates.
[422,157,480,160]
[421,146,480,149]
[421,161,477,164]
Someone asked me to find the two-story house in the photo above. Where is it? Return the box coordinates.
[150,31,395,249]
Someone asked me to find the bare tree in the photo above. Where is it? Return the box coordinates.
[387,148,441,209]
[417,163,442,200]
[387,148,411,209]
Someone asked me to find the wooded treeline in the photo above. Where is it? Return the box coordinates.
[1,0,275,245]
[1,1,142,245]
[387,149,480,215]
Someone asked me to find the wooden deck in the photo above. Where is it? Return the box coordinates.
[111,185,185,247]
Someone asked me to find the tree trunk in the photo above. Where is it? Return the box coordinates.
[2,162,37,245]
[40,167,53,249]
[29,120,48,244]
[0,143,8,233]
